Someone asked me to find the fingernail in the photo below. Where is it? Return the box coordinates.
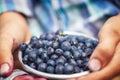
[0,63,10,76]
[88,59,101,71]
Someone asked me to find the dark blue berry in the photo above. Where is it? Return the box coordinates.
[25,47,33,54]
[37,48,44,56]
[35,40,43,49]
[63,51,72,59]
[28,50,37,62]
[70,37,78,45]
[40,33,46,40]
[22,55,28,64]
[55,49,63,56]
[19,43,27,51]
[85,48,93,56]
[41,51,49,62]
[35,58,43,65]
[74,66,81,73]
[69,59,77,66]
[42,40,49,48]
[46,32,55,41]
[85,39,93,48]
[77,60,82,67]
[47,47,54,56]
[46,66,54,73]
[47,59,55,66]
[77,36,86,42]
[59,56,67,62]
[71,46,81,60]
[53,41,59,48]
[50,54,58,60]
[64,64,74,74]
[61,41,71,50]
[56,58,65,65]
[30,36,38,42]
[29,63,36,69]
[37,63,47,72]
[55,64,64,74]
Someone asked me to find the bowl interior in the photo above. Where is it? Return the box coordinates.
[18,31,97,79]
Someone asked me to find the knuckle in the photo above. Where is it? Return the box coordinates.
[96,45,113,60]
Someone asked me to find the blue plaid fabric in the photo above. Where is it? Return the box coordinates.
[0,0,120,38]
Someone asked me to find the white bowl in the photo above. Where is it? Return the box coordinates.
[18,31,97,79]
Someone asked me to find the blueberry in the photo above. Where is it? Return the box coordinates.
[29,63,36,69]
[55,49,63,56]
[25,47,33,55]
[19,43,27,51]
[64,64,74,74]
[73,51,81,60]
[74,66,81,73]
[70,37,78,45]
[47,59,55,66]
[85,39,93,48]
[42,40,49,48]
[78,42,86,50]
[35,40,43,49]
[81,62,88,71]
[55,35,64,43]
[22,55,28,64]
[56,58,65,65]
[28,50,37,62]
[61,41,71,50]
[81,52,87,58]
[37,63,47,72]
[85,48,93,56]
[69,59,77,66]
[41,51,49,62]
[77,60,83,67]
[37,48,44,56]
[77,36,86,42]
[46,32,55,41]
[50,54,58,60]
[46,66,54,73]
[71,46,81,60]
[40,33,47,40]
[59,56,67,62]
[53,41,59,49]
[93,40,98,47]
[63,51,72,59]
[35,58,43,65]
[30,36,38,42]
[47,41,53,47]
[47,47,54,56]
[63,35,71,41]
[55,64,64,74]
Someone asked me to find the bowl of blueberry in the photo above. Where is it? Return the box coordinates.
[18,31,98,79]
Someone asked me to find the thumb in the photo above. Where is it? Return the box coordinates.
[0,34,14,77]
[88,17,120,71]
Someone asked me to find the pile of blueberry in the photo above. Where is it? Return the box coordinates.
[19,31,98,74]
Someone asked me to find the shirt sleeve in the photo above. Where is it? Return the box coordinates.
[0,0,33,17]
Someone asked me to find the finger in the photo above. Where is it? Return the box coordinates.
[77,42,120,80]
[88,16,120,71]
[0,34,14,77]
[13,75,34,80]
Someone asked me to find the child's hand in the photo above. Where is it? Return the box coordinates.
[69,14,120,80]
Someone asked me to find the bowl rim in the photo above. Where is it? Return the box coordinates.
[18,31,97,79]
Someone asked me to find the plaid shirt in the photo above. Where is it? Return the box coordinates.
[0,0,120,38]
